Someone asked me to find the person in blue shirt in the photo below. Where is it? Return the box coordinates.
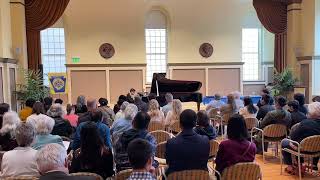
[72,109,111,150]
[206,94,225,112]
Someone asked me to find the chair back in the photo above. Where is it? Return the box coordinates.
[222,113,231,125]
[4,177,38,180]
[148,121,165,132]
[70,172,103,180]
[300,135,320,153]
[114,169,133,180]
[170,121,180,133]
[150,130,172,144]
[156,141,166,159]
[263,124,287,138]
[222,162,261,180]
[209,140,219,157]
[167,170,210,180]
[244,118,258,130]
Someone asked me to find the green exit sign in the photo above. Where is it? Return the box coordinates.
[72,57,80,63]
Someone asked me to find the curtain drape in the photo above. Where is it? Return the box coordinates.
[253,0,288,72]
[25,0,70,70]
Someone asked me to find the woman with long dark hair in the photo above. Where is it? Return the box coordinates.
[240,96,258,118]
[69,122,114,178]
[215,114,256,175]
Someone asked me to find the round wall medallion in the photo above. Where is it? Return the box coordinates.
[99,43,115,59]
[199,43,213,58]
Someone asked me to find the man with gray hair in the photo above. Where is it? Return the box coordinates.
[1,123,39,177]
[206,93,225,111]
[161,93,173,117]
[110,104,138,143]
[36,143,94,180]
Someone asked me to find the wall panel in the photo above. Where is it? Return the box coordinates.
[109,70,143,104]
[208,68,240,95]
[70,70,107,104]
[243,84,265,96]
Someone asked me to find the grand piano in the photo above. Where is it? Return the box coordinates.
[149,73,203,111]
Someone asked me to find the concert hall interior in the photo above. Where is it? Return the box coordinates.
[0,0,320,180]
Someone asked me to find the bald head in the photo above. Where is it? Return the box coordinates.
[87,99,97,111]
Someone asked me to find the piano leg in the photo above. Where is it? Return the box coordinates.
[197,102,200,111]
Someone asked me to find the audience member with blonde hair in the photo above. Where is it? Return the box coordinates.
[31,115,64,150]
[0,111,20,151]
[165,99,182,127]
[281,102,320,175]
[47,103,73,138]
[1,123,39,177]
[148,99,165,124]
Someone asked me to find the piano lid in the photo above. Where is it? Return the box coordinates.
[150,73,202,94]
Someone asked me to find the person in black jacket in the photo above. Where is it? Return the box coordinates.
[294,93,308,115]
[256,94,275,120]
[281,102,320,174]
[257,88,274,108]
[288,100,307,128]
[47,104,72,138]
[194,110,216,140]
[166,109,210,175]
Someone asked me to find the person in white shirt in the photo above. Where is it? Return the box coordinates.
[1,123,40,178]
[26,102,54,128]
[206,94,225,112]
[115,101,129,121]
[239,96,258,119]
[161,93,173,117]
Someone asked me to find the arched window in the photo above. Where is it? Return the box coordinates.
[145,10,168,83]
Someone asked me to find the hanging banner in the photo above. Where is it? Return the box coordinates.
[48,73,67,94]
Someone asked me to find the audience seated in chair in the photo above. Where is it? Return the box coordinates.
[256,94,275,120]
[239,96,258,119]
[127,139,157,180]
[69,121,114,179]
[257,88,274,108]
[161,93,173,117]
[165,109,210,176]
[215,114,256,175]
[19,99,35,122]
[110,104,138,143]
[114,112,157,171]
[165,99,182,128]
[47,103,73,138]
[115,101,129,121]
[64,104,79,127]
[148,99,165,125]
[281,102,320,174]
[26,102,54,129]
[75,95,88,115]
[77,99,98,125]
[194,110,216,140]
[287,100,307,128]
[255,96,291,153]
[0,103,10,129]
[206,93,225,112]
[134,95,148,113]
[1,123,39,178]
[98,98,115,126]
[73,110,111,150]
[220,94,238,117]
[0,111,20,151]
[113,95,128,114]
[43,97,53,113]
[294,93,308,115]
[233,91,244,112]
[36,143,94,180]
[31,114,64,150]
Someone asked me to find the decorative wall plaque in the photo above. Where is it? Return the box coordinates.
[99,43,115,59]
[199,43,213,58]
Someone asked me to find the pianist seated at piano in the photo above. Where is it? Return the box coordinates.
[148,99,165,124]
[165,99,182,128]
